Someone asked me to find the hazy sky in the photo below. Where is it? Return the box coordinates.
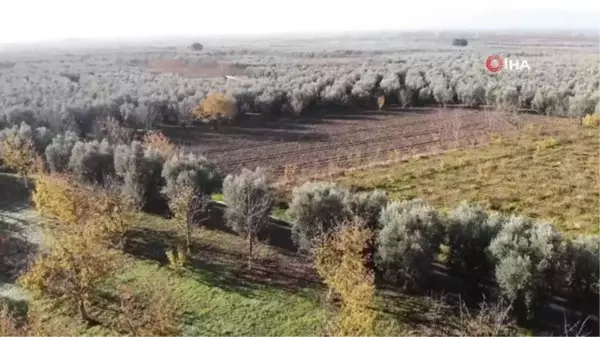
[0,0,598,43]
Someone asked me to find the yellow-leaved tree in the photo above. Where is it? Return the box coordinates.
[193,93,237,128]
[32,173,92,226]
[1,132,40,187]
[314,221,377,336]
[25,173,119,324]
[32,173,135,249]
[142,131,175,159]
[20,225,119,325]
[168,181,209,255]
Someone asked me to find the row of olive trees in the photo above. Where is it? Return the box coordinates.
[1,49,598,135]
[285,181,599,322]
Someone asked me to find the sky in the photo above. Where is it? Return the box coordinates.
[0,0,598,43]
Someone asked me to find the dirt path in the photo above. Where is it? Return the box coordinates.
[0,173,44,302]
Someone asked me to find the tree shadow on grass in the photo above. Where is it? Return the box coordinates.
[122,227,179,265]
[123,223,322,299]
[184,243,323,300]
[0,216,38,283]
[0,295,29,322]
[0,173,31,214]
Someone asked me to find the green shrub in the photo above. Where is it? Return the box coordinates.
[376,199,444,290]
[488,217,564,321]
[287,182,350,252]
[445,204,501,277]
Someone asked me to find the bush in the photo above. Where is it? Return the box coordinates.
[344,189,388,229]
[68,139,114,183]
[161,152,221,198]
[287,182,350,252]
[45,131,78,173]
[376,199,444,289]
[445,204,502,277]
[488,217,565,320]
[562,235,599,294]
[223,167,274,268]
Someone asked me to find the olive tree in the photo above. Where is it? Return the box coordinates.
[562,235,599,294]
[488,217,565,321]
[68,139,115,183]
[161,152,221,252]
[222,167,274,268]
[445,204,502,277]
[114,141,165,209]
[45,131,78,173]
[344,189,388,229]
[376,199,444,290]
[287,182,350,252]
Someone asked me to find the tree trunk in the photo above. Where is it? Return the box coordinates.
[248,235,253,270]
[118,235,126,251]
[78,296,91,324]
[186,224,191,254]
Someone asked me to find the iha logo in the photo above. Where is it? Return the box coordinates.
[485,55,531,72]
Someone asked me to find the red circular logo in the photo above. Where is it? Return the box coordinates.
[485,55,504,72]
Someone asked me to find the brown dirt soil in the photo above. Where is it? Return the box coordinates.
[162,107,553,178]
[149,59,246,78]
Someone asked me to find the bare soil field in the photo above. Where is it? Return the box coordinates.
[149,59,247,78]
[162,108,552,177]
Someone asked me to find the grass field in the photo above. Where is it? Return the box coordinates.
[21,212,411,336]
[338,120,599,234]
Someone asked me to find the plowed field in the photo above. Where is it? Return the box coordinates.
[163,108,548,177]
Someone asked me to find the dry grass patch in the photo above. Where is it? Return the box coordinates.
[340,120,599,234]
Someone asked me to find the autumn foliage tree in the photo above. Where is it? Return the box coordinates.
[19,214,118,325]
[142,131,175,159]
[167,175,210,254]
[0,131,39,186]
[314,221,377,336]
[94,183,137,249]
[193,93,237,128]
[32,173,92,226]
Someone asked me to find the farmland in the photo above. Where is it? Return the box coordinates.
[167,107,527,176]
[0,30,599,337]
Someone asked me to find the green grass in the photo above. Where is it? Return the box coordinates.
[117,261,330,336]
[339,122,599,235]
[213,192,293,222]
[211,193,224,202]
[271,205,292,222]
